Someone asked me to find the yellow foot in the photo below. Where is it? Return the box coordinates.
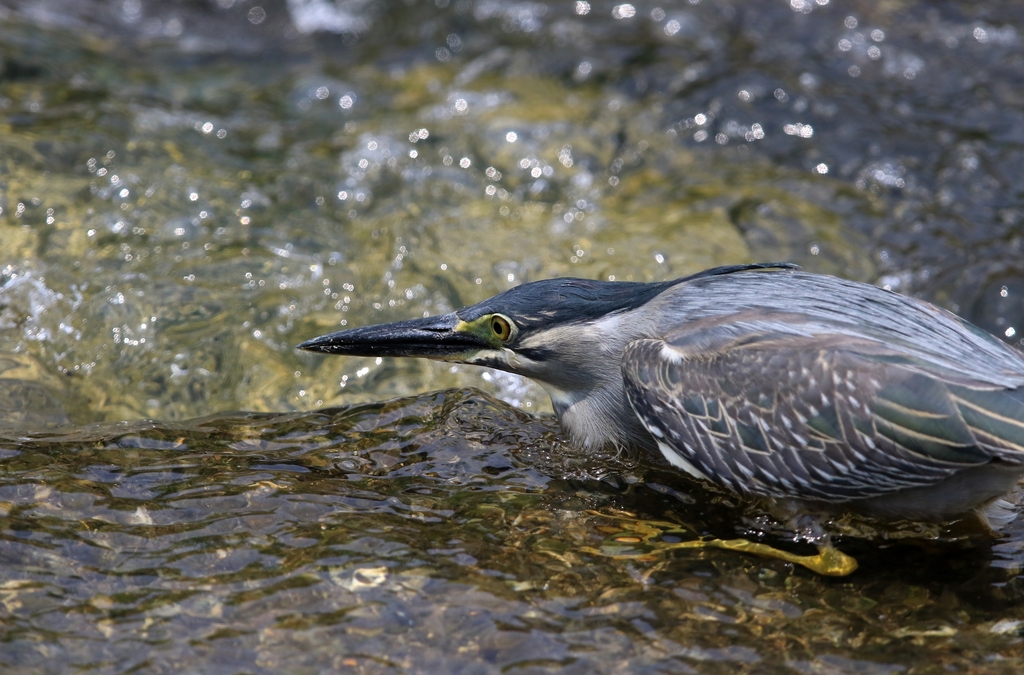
[581,511,858,576]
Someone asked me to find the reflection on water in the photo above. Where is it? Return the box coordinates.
[2,0,1024,672]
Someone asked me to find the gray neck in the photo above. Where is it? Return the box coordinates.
[514,307,662,452]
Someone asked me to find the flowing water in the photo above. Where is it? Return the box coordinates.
[2,0,1024,672]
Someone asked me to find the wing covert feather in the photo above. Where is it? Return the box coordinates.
[622,331,1024,503]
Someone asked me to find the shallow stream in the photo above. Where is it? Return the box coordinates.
[2,1,1024,672]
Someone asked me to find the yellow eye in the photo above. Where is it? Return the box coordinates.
[490,315,513,341]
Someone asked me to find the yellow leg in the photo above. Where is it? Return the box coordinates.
[581,511,858,576]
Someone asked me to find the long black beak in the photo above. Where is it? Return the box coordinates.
[297,313,484,359]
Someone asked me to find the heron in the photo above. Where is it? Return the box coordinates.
[298,263,1024,526]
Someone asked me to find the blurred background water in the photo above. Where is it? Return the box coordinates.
[2,1,1024,673]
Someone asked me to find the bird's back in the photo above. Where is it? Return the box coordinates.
[655,270,1024,389]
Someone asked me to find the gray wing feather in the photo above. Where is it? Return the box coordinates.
[622,328,1024,503]
[657,271,1024,389]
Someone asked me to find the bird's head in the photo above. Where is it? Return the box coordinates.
[297,277,674,392]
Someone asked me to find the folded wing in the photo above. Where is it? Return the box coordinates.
[622,326,1024,504]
